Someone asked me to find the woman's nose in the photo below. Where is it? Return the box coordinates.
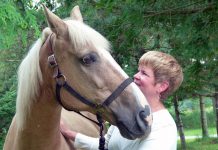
[134,72,140,80]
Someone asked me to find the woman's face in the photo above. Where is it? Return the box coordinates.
[134,65,159,100]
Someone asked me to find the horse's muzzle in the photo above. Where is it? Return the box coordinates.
[116,105,152,140]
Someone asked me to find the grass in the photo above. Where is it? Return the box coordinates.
[178,128,218,149]
[178,138,218,150]
[183,127,217,136]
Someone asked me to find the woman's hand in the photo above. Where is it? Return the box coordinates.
[60,120,78,141]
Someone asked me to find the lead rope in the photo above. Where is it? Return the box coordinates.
[97,113,108,150]
[65,110,108,150]
[75,112,108,150]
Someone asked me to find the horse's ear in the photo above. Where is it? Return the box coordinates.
[42,4,67,36]
[70,5,83,22]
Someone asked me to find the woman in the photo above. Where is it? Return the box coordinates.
[60,51,183,150]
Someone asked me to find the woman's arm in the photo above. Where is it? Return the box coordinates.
[60,121,78,141]
[60,121,115,150]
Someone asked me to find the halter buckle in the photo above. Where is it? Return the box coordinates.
[48,54,58,68]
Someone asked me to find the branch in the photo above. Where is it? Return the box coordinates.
[193,91,218,97]
[144,3,216,17]
[0,59,21,62]
[141,47,173,51]
[197,93,214,97]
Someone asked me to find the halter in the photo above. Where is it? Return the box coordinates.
[46,34,133,150]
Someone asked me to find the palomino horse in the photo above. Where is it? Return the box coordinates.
[3,5,152,150]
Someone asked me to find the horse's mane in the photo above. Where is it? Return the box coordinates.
[16,20,111,129]
[16,36,44,129]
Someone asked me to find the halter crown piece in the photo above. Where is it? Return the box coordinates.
[46,34,133,150]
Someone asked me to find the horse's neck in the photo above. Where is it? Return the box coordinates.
[16,87,66,150]
[25,89,61,133]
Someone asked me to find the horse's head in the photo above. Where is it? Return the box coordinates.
[40,5,152,140]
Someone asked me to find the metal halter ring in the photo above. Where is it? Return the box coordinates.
[56,74,66,86]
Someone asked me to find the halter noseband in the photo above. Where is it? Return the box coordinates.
[46,34,133,150]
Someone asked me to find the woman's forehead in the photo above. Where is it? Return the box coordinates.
[139,65,150,70]
[139,65,154,73]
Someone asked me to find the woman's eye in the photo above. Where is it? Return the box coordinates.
[81,53,97,65]
[141,71,147,76]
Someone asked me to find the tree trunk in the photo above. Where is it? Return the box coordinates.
[214,85,218,137]
[173,94,186,150]
[199,95,209,138]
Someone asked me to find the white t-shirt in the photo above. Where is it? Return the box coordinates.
[74,109,177,150]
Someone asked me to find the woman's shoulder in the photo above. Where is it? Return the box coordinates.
[153,109,172,119]
[152,109,176,128]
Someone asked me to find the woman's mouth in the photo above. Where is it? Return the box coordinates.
[134,81,140,87]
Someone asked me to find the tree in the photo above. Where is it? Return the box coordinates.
[174,94,186,150]
[214,85,218,136]
[199,95,209,138]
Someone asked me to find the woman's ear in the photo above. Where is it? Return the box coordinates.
[158,81,169,93]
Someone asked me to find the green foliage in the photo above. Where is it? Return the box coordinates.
[0,84,16,149]
[0,1,40,49]
[170,99,216,129]
[0,1,26,49]
[0,0,41,100]
[181,109,215,129]
[0,132,6,150]
[0,83,16,131]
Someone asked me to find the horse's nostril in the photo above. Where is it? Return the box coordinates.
[139,105,152,126]
[139,111,146,119]
[139,112,148,126]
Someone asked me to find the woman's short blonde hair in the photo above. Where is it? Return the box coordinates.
[139,51,183,100]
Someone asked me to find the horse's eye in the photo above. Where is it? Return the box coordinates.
[81,53,97,65]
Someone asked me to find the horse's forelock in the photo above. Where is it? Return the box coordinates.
[16,37,43,129]
[65,20,111,53]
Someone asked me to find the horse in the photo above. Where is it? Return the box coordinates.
[3,5,152,150]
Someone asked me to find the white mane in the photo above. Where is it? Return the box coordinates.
[16,34,46,129]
